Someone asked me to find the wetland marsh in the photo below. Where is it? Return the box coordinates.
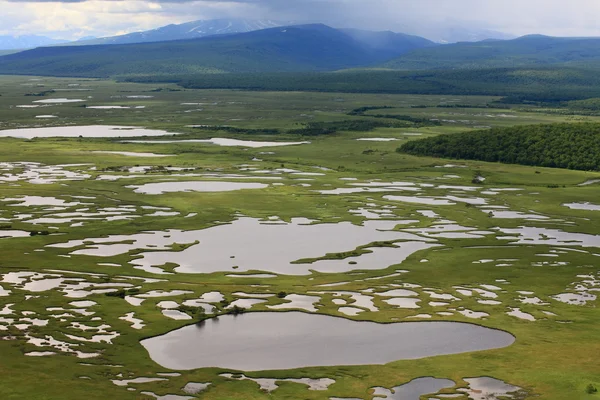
[0,76,599,400]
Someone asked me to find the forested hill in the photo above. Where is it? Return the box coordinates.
[382,35,600,70]
[398,123,600,171]
[0,24,433,77]
[125,66,600,102]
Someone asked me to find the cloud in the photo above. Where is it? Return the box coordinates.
[2,0,600,40]
[0,1,252,38]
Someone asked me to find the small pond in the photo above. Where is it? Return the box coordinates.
[373,377,455,399]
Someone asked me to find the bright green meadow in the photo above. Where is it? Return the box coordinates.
[0,75,599,400]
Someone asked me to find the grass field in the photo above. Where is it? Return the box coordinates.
[0,75,599,400]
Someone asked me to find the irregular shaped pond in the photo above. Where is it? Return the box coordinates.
[383,195,456,206]
[87,106,132,109]
[141,312,514,371]
[50,219,434,275]
[459,377,523,400]
[373,377,455,399]
[563,202,600,211]
[497,227,600,248]
[356,138,398,142]
[91,151,174,158]
[125,218,435,275]
[0,125,180,139]
[123,138,310,148]
[33,98,83,104]
[0,230,31,238]
[128,181,269,195]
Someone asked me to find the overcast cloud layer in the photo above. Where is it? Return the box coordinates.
[3,0,600,40]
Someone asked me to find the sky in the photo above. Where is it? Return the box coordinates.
[3,0,600,41]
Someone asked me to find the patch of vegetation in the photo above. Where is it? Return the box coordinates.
[347,106,440,126]
[293,249,371,264]
[105,288,141,299]
[219,299,230,308]
[399,123,600,171]
[288,120,408,136]
[149,87,182,92]
[28,230,50,236]
[226,305,246,315]
[177,305,205,317]
[347,106,394,115]
[194,126,281,135]
[24,90,55,97]
[559,97,600,115]
[293,242,396,264]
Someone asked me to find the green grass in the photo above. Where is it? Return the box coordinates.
[0,75,599,400]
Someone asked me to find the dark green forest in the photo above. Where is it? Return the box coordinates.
[122,67,600,102]
[398,123,600,171]
[188,119,414,137]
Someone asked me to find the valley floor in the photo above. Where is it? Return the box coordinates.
[0,76,599,400]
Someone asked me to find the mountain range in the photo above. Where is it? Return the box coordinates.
[69,19,515,47]
[0,18,516,51]
[0,24,436,77]
[71,19,290,46]
[382,35,600,70]
[1,23,599,79]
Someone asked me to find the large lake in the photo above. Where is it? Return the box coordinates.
[141,312,514,371]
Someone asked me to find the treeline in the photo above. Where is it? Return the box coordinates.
[121,66,600,102]
[193,126,280,135]
[288,120,407,136]
[519,98,600,117]
[347,106,440,126]
[187,120,408,137]
[348,106,394,115]
[398,123,600,171]
[565,98,600,112]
